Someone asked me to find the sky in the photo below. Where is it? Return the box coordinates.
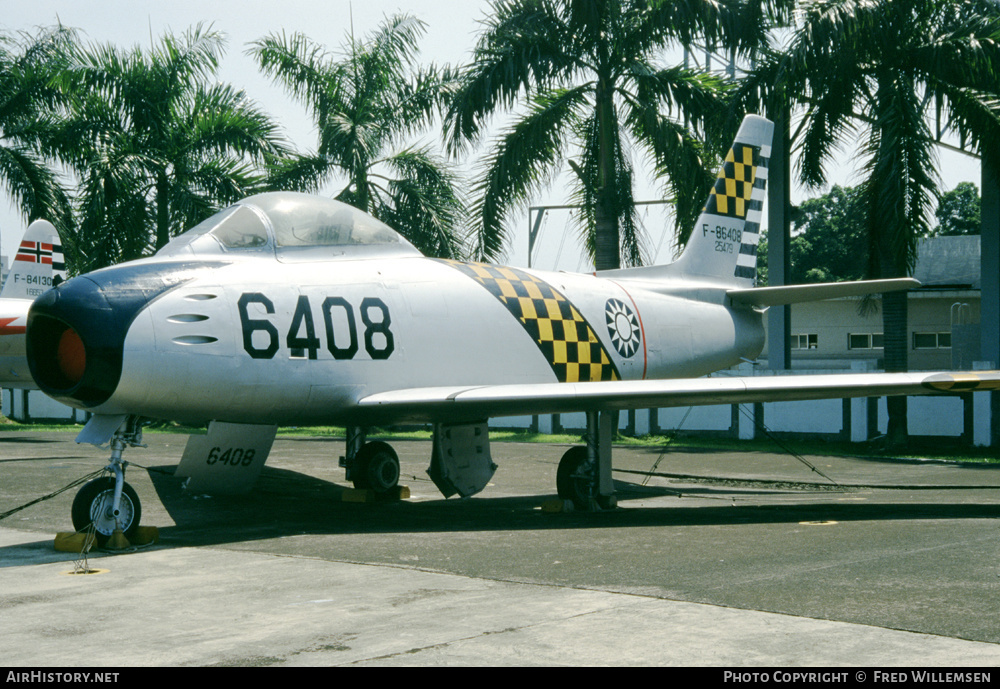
[0,0,984,273]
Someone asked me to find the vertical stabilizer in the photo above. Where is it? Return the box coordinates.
[1,220,66,300]
[672,115,773,287]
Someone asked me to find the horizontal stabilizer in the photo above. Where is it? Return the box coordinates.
[728,278,920,307]
[358,370,1000,425]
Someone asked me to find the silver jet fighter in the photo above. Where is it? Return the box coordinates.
[24,115,1000,544]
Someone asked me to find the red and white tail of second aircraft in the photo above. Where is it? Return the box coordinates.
[0,219,65,387]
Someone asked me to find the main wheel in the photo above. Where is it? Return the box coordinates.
[71,477,141,546]
[352,441,400,495]
[556,446,593,509]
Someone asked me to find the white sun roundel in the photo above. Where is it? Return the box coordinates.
[605,299,640,358]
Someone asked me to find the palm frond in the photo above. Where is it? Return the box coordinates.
[471,85,590,261]
[444,0,577,153]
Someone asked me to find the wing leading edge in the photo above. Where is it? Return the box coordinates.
[357,371,1000,425]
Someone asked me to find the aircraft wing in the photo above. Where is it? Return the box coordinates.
[357,370,1000,424]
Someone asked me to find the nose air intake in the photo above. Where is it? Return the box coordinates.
[56,327,86,384]
[27,275,131,407]
[26,261,224,408]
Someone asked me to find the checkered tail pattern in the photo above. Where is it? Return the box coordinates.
[704,140,770,281]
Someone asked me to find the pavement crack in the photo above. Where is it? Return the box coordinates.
[339,603,640,666]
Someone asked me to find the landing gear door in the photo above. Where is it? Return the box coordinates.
[176,421,277,494]
[428,421,496,498]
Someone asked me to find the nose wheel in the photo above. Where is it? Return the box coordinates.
[71,477,141,546]
[69,415,146,547]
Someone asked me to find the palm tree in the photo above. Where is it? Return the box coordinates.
[444,0,784,269]
[746,0,1000,445]
[57,24,288,271]
[0,26,75,247]
[249,14,465,258]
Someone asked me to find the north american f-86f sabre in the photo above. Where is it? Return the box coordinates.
[24,115,1000,544]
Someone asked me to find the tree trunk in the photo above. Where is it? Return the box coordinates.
[593,73,619,271]
[882,289,908,448]
[155,171,170,250]
[355,163,369,214]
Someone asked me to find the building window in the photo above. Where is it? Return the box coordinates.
[791,333,818,350]
[913,332,951,350]
[848,333,883,350]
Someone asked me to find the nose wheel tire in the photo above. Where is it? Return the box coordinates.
[352,441,400,495]
[71,477,141,547]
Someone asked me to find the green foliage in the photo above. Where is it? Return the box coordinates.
[791,186,868,283]
[748,0,1000,281]
[0,26,75,259]
[932,181,981,236]
[55,24,288,272]
[445,0,779,269]
[249,15,466,259]
[759,185,867,285]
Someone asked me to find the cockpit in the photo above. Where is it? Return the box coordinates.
[157,192,422,261]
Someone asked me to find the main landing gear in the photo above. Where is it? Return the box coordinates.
[341,422,498,499]
[341,427,401,495]
[556,411,618,511]
[71,416,145,546]
[341,414,617,509]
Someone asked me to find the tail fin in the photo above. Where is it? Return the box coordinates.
[1,219,66,300]
[670,114,773,286]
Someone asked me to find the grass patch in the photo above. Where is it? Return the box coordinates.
[1,416,996,464]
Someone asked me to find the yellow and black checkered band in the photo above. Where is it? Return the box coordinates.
[704,142,760,220]
[438,260,620,383]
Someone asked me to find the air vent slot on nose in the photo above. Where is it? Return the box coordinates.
[167,314,210,323]
[171,335,219,345]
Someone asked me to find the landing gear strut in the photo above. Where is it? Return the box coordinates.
[72,415,145,546]
[556,411,617,510]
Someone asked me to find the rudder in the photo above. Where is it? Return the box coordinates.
[672,115,773,287]
[1,219,66,300]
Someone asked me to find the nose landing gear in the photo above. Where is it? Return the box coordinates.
[71,477,141,547]
[71,415,145,546]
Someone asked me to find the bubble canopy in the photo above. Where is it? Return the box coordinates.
[157,192,421,259]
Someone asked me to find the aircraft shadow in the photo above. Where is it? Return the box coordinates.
[0,454,96,465]
[144,463,1000,550]
[0,437,64,444]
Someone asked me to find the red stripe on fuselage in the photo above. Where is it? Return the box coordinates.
[0,317,26,335]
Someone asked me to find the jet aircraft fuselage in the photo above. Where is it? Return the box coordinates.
[27,193,763,427]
